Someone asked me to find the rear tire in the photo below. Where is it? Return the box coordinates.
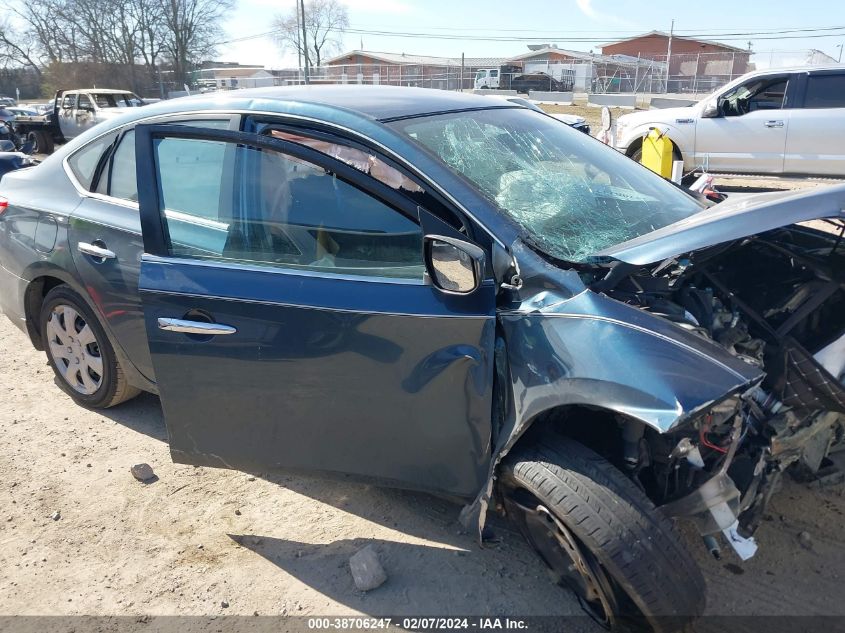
[499,434,705,632]
[40,285,140,409]
[28,130,54,154]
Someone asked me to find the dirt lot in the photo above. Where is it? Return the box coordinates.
[2,305,845,630]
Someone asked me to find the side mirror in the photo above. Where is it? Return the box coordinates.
[424,235,484,295]
[701,99,720,118]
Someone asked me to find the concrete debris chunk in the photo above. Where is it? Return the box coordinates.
[349,544,387,592]
[798,531,813,550]
[130,463,156,483]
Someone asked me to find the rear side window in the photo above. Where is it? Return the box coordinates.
[93,119,231,201]
[66,132,115,190]
[803,74,845,108]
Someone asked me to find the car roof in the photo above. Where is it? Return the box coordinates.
[740,64,845,78]
[162,85,512,121]
[64,88,135,95]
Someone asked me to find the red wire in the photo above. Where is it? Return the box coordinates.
[699,415,729,454]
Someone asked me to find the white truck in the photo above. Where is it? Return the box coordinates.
[13,88,145,154]
[614,66,845,177]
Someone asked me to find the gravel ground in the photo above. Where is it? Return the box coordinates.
[2,308,845,630]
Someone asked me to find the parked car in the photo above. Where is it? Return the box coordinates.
[12,88,144,154]
[493,96,591,134]
[1,86,843,632]
[615,66,845,177]
[510,72,572,95]
[5,107,38,118]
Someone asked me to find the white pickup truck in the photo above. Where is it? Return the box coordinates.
[614,66,845,177]
[13,88,144,154]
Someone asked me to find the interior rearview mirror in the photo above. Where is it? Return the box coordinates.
[424,235,484,295]
[701,99,720,118]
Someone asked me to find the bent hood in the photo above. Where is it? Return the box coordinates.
[594,182,845,266]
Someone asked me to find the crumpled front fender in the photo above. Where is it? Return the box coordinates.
[461,285,763,535]
[499,289,763,434]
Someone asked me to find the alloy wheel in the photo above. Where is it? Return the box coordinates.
[46,303,104,395]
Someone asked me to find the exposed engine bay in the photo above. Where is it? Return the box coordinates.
[592,219,845,560]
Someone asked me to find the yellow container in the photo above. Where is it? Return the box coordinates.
[641,128,674,179]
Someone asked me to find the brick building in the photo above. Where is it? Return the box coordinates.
[600,31,751,92]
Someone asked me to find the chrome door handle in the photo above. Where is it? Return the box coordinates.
[764,120,784,128]
[78,242,116,260]
[157,317,237,335]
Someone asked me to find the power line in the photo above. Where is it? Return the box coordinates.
[222,24,845,46]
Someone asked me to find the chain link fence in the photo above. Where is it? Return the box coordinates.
[201,49,838,98]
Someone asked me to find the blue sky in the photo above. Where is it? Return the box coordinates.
[220,0,845,68]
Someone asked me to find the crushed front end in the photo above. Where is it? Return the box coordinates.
[595,219,845,560]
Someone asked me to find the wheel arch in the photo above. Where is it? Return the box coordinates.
[22,267,85,350]
[23,269,156,394]
[498,402,649,477]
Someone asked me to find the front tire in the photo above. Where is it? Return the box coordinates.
[40,285,140,408]
[499,435,705,632]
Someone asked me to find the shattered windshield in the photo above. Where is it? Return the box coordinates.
[391,108,704,262]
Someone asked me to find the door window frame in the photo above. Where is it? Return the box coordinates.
[135,123,471,281]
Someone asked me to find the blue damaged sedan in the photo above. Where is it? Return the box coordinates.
[1,86,844,631]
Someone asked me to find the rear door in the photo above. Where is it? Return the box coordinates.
[784,71,845,176]
[134,124,496,497]
[68,115,236,383]
[693,74,792,174]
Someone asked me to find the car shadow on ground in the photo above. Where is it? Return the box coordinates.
[227,534,595,624]
[97,391,523,545]
[96,392,594,621]
[95,389,169,442]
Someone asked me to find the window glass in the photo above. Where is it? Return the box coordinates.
[391,108,703,263]
[720,77,788,116]
[91,93,139,108]
[78,94,94,110]
[804,74,845,108]
[155,137,424,279]
[101,120,230,202]
[108,130,137,200]
[67,132,116,190]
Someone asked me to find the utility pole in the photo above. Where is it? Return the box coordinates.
[299,0,310,84]
[295,0,302,81]
[838,43,843,63]
[665,19,674,94]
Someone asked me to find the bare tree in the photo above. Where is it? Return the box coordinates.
[0,17,44,75]
[161,0,232,86]
[273,0,348,68]
[0,0,230,94]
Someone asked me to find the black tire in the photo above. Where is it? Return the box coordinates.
[40,285,140,408]
[28,130,54,154]
[499,435,705,633]
[629,146,643,163]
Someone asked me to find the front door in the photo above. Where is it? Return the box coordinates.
[134,124,496,497]
[694,74,792,174]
